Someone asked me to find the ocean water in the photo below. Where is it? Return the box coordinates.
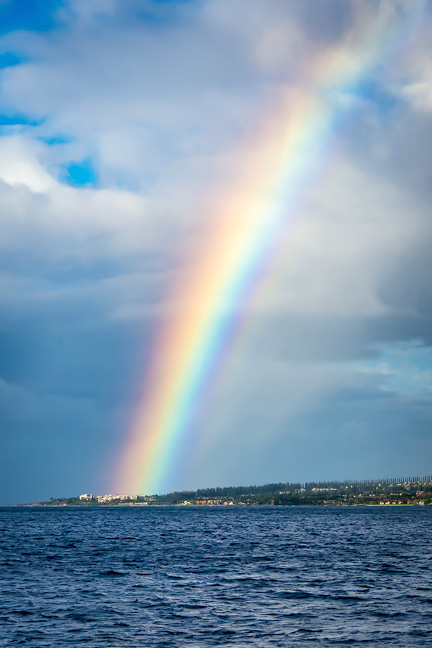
[1,506,431,647]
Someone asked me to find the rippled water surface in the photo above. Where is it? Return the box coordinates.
[1,506,431,646]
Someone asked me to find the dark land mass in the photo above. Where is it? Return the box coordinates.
[36,475,432,507]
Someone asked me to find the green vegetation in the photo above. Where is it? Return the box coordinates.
[37,475,432,507]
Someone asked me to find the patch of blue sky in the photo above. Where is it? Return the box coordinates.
[140,0,198,8]
[337,76,398,116]
[0,52,23,68]
[152,0,196,3]
[0,113,40,126]
[38,134,73,146]
[354,78,397,115]
[356,339,432,398]
[0,0,64,35]
[61,159,97,187]
[132,0,199,24]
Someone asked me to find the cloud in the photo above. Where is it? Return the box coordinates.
[0,135,54,191]
[0,0,268,191]
[0,136,173,270]
[0,378,45,422]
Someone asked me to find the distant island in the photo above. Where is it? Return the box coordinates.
[36,475,432,507]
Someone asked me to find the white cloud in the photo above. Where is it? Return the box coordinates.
[0,136,55,192]
[0,135,173,265]
[401,81,432,112]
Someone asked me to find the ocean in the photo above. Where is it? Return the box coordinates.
[1,506,431,646]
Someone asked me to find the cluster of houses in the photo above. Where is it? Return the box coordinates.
[179,499,235,506]
[79,493,138,503]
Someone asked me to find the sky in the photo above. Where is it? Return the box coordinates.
[0,0,431,504]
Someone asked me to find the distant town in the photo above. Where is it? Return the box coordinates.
[37,475,432,507]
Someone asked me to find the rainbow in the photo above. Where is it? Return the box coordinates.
[115,3,426,495]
